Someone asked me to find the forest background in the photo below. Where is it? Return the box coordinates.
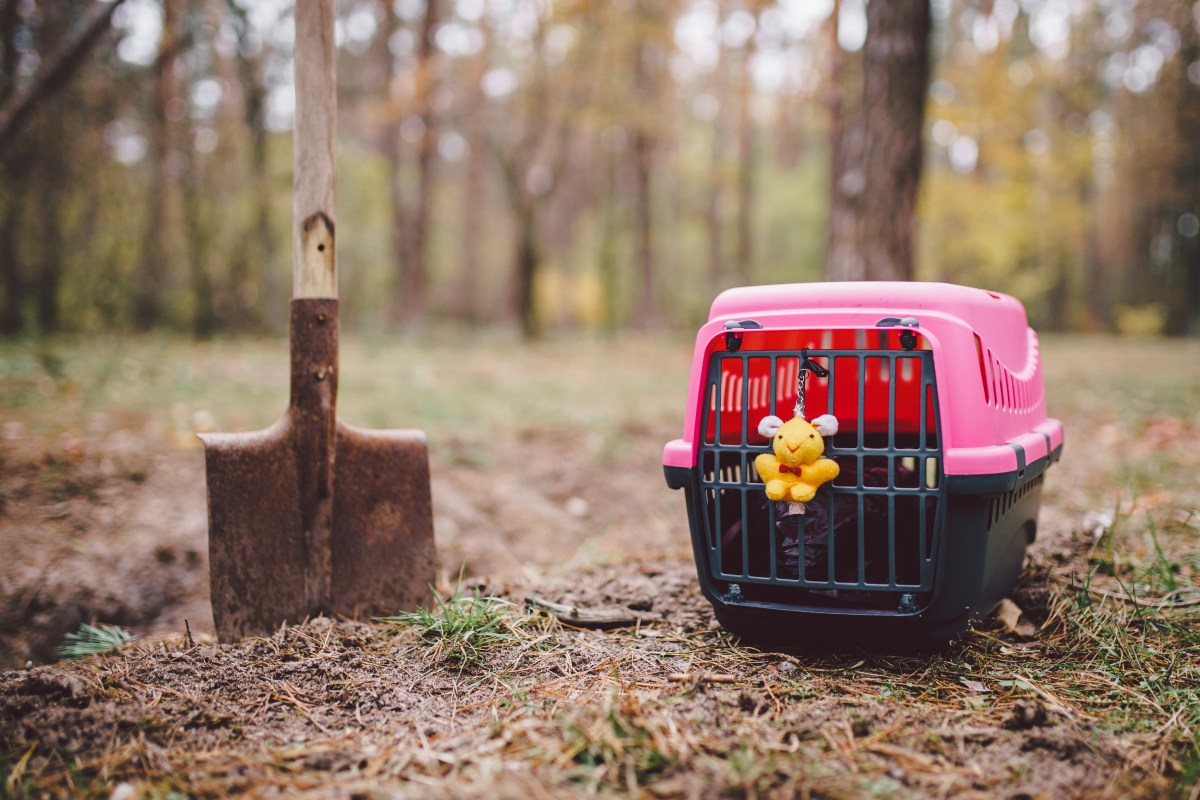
[2,5,1199,794]
[0,0,1198,340]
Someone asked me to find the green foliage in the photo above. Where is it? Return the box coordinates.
[1,0,1197,338]
[0,747,38,800]
[723,744,782,795]
[1143,518,1180,596]
[56,623,132,662]
[1062,512,1199,766]
[563,699,675,786]
[381,592,526,666]
[919,31,1093,327]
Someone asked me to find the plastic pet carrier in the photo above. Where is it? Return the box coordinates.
[663,282,1064,646]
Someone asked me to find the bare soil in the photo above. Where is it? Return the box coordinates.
[0,334,1197,798]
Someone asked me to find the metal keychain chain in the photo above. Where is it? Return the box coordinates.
[794,350,828,419]
[795,362,809,420]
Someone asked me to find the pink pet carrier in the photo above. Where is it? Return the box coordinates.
[663,282,1064,646]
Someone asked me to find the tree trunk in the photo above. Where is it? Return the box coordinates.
[1168,28,1200,335]
[183,141,217,339]
[486,7,581,339]
[0,0,21,335]
[706,126,726,294]
[391,0,441,328]
[859,0,929,280]
[134,165,170,329]
[454,23,491,323]
[187,218,217,338]
[1184,225,1200,336]
[225,0,274,329]
[375,1,405,330]
[495,155,545,338]
[515,207,539,338]
[598,150,621,332]
[827,0,930,282]
[246,57,272,330]
[734,14,757,285]
[703,2,730,293]
[0,0,18,106]
[134,0,181,330]
[216,0,262,333]
[1083,227,1109,329]
[825,0,861,280]
[35,158,63,333]
[631,124,657,327]
[0,176,21,335]
[631,27,660,328]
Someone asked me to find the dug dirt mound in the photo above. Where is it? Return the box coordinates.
[0,438,210,669]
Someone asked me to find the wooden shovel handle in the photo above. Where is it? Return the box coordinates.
[293,0,337,299]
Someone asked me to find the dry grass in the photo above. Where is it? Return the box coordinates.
[0,332,1198,798]
[1,560,1195,798]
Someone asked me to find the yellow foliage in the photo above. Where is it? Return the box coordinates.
[1113,304,1167,337]
[919,29,1094,325]
[534,269,608,329]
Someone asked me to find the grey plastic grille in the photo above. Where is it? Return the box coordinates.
[697,348,945,596]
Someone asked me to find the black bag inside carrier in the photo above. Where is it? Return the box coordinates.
[663,283,1064,647]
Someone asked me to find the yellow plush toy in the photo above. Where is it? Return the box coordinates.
[755,414,840,503]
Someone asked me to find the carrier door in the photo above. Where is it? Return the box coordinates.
[696,329,944,612]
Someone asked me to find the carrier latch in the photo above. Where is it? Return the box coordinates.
[723,319,762,352]
[875,316,921,351]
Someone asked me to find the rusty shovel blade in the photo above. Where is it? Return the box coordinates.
[201,299,435,641]
[330,420,436,620]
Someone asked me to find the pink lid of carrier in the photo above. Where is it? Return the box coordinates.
[663,281,1064,477]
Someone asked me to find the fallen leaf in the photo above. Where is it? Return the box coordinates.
[995,598,1036,637]
[1081,510,1113,539]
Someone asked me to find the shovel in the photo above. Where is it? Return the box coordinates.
[200,0,435,641]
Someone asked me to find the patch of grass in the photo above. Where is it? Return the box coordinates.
[1143,518,1180,596]
[0,747,38,800]
[723,743,783,796]
[1043,511,1200,771]
[56,623,132,662]
[563,696,676,789]
[0,333,693,446]
[1178,752,1200,796]
[380,592,539,666]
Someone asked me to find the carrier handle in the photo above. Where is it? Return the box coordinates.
[876,317,921,350]
[875,316,920,328]
[723,319,762,352]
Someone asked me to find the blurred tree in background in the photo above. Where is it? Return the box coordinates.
[828,0,931,281]
[0,0,1197,338]
[919,0,1200,334]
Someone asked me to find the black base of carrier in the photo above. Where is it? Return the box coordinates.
[667,448,1058,648]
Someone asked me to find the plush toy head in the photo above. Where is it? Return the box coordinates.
[757,414,839,468]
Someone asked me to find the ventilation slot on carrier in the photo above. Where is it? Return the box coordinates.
[986,472,1045,533]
